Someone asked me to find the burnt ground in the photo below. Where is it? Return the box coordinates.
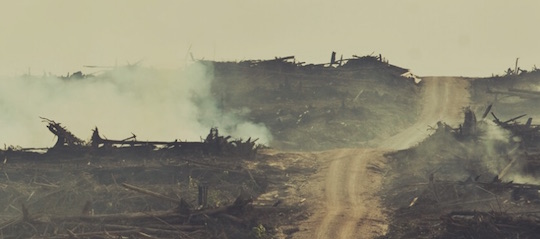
[10,57,540,239]
[379,126,522,238]
[9,57,540,239]
[204,56,421,150]
[380,69,540,239]
[0,55,424,239]
[0,150,318,239]
[470,70,540,120]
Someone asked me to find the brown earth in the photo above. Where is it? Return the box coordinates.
[291,77,470,239]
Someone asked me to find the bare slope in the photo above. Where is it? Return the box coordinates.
[380,77,470,150]
[206,57,421,151]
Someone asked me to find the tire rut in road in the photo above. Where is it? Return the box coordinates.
[316,153,349,239]
[315,149,381,239]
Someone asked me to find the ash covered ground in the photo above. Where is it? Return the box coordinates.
[3,54,540,239]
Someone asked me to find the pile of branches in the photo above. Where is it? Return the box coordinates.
[0,183,259,239]
[2,118,263,159]
[0,148,280,239]
[204,128,261,158]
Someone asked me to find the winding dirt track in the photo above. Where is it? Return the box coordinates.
[380,77,470,150]
[296,77,470,239]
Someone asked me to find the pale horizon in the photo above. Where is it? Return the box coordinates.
[1,0,540,77]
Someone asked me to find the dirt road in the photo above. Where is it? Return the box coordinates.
[295,77,470,239]
[380,77,470,150]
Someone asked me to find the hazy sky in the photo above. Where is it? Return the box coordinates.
[1,0,540,77]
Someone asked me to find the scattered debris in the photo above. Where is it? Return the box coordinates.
[382,105,540,238]
[2,119,261,160]
[204,52,422,150]
[1,53,426,238]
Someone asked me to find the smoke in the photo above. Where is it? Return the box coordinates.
[477,120,540,185]
[395,118,523,184]
[506,173,540,185]
[477,120,518,174]
[0,62,272,148]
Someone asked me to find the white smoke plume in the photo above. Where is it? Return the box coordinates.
[477,120,517,174]
[0,62,272,148]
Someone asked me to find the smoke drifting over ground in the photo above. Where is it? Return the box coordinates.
[389,119,522,184]
[0,63,272,148]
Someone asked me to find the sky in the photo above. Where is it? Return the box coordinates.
[1,0,540,77]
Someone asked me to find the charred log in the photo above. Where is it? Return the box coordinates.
[40,117,84,148]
